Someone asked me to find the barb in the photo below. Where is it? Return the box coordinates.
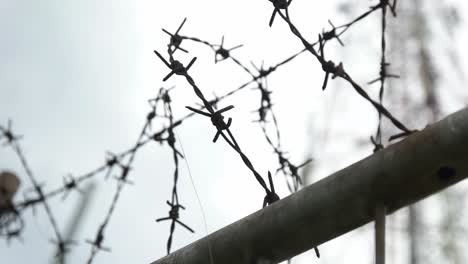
[333,0,396,39]
[214,36,243,63]
[322,20,344,47]
[180,34,254,77]
[162,18,188,53]
[186,105,235,143]
[318,34,345,91]
[252,80,274,124]
[154,50,197,82]
[50,239,76,259]
[268,0,293,27]
[60,174,84,201]
[156,201,194,254]
[86,223,111,262]
[262,172,279,207]
[0,120,23,146]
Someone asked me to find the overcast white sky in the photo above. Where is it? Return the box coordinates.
[1,0,468,263]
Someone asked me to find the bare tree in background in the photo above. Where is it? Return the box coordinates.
[387,0,465,263]
[321,0,466,263]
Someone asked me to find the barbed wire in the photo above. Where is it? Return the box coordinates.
[0,120,68,263]
[155,88,195,255]
[369,0,400,152]
[0,1,415,262]
[250,66,320,260]
[0,42,303,258]
[155,34,283,208]
[271,0,414,139]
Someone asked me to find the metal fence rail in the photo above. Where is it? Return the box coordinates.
[152,107,468,264]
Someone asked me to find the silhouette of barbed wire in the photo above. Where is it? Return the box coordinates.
[0,40,310,260]
[0,43,299,252]
[249,58,320,261]
[85,120,150,263]
[151,87,195,255]
[0,2,419,261]
[156,19,283,209]
[270,0,414,141]
[0,121,67,262]
[369,0,400,152]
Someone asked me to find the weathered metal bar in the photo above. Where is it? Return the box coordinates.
[151,107,468,264]
[375,204,386,264]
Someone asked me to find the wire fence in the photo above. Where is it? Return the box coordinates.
[0,0,412,263]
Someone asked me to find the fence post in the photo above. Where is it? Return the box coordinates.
[375,204,386,264]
